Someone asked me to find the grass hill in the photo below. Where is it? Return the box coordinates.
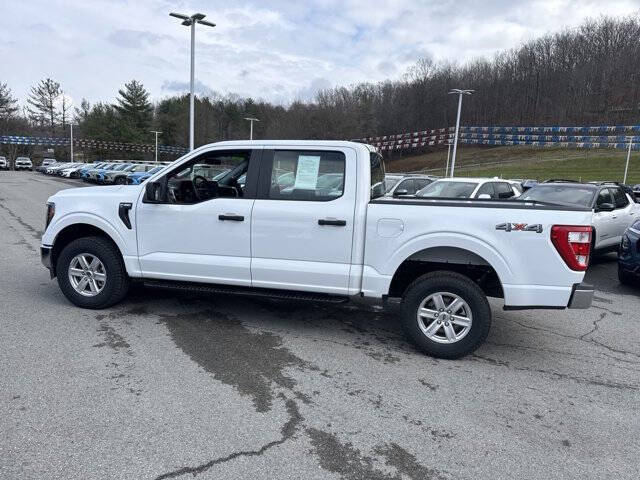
[385,146,640,185]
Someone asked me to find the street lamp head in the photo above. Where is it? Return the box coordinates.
[244,117,260,122]
[448,89,474,95]
[170,12,215,28]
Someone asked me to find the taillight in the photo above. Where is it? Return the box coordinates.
[550,225,592,271]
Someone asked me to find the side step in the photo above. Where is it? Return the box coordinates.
[143,279,350,304]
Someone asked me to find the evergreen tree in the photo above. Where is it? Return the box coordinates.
[0,82,18,119]
[113,80,153,142]
[26,78,62,134]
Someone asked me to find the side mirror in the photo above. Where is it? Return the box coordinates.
[144,181,166,203]
[597,202,615,212]
[477,194,492,200]
[394,189,409,197]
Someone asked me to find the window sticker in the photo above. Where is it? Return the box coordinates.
[293,155,321,189]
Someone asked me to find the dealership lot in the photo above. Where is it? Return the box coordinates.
[1,171,639,479]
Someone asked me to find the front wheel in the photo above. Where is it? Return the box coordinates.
[401,271,491,359]
[618,264,634,285]
[56,236,130,309]
[115,176,127,185]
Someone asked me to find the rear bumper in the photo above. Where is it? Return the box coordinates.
[567,282,594,309]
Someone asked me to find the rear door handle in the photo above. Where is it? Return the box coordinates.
[318,218,346,226]
[219,214,244,221]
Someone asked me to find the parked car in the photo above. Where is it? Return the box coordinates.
[97,163,135,184]
[86,163,121,182]
[520,182,639,252]
[385,174,438,197]
[78,162,107,180]
[59,163,87,178]
[618,220,640,285]
[126,165,165,185]
[41,140,594,359]
[44,162,73,175]
[415,177,520,199]
[14,157,33,171]
[36,158,57,172]
[103,163,156,185]
[0,156,8,170]
[521,179,539,191]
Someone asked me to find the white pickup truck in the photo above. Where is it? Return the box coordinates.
[41,141,594,358]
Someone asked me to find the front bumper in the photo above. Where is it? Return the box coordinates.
[41,246,54,277]
[567,283,594,309]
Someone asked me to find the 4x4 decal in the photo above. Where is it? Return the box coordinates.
[496,222,543,233]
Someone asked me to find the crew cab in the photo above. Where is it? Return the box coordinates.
[41,141,594,359]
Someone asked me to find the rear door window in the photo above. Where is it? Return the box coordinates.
[265,150,345,201]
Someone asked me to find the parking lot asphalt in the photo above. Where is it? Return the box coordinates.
[1,171,639,480]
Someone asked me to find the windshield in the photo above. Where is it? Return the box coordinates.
[519,185,596,207]
[417,181,478,198]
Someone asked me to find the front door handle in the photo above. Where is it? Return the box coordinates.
[318,218,346,226]
[219,214,244,221]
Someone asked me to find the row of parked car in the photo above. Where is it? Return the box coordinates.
[0,156,35,170]
[36,160,170,185]
[385,173,640,284]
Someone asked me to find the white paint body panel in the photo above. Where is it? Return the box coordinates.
[42,140,593,309]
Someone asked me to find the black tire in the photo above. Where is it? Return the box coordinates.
[115,176,126,185]
[618,265,634,285]
[400,271,491,359]
[56,236,130,309]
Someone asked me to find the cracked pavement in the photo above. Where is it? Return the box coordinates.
[1,171,639,479]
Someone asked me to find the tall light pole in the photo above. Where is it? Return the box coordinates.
[150,130,162,162]
[170,12,216,151]
[444,139,453,176]
[244,117,260,140]
[69,123,74,162]
[448,89,474,177]
[624,136,633,184]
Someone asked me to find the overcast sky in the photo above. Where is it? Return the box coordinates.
[1,0,638,109]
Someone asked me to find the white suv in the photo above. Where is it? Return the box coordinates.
[15,157,33,171]
[416,177,521,199]
[0,156,8,170]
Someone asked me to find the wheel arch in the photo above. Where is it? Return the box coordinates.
[50,223,125,277]
[387,244,506,299]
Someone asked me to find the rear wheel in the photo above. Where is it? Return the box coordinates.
[618,264,634,285]
[401,271,491,359]
[56,236,130,309]
[115,176,127,185]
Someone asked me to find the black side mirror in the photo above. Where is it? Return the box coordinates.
[394,189,409,197]
[597,202,615,212]
[144,181,166,203]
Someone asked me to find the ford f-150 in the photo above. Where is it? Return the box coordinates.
[41,141,594,358]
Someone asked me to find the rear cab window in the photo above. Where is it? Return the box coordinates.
[611,187,630,208]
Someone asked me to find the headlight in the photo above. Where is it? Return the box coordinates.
[45,202,55,229]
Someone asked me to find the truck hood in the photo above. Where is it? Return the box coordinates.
[49,185,142,203]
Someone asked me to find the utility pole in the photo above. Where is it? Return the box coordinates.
[244,117,260,140]
[448,89,474,177]
[150,130,162,162]
[170,12,216,151]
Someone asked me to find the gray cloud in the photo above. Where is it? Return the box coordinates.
[1,0,638,108]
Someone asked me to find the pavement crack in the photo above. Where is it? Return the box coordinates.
[153,396,303,480]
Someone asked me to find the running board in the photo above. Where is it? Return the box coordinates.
[143,279,350,303]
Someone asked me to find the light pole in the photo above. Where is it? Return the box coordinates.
[624,136,633,184]
[69,123,74,162]
[448,89,474,177]
[444,139,453,176]
[244,117,260,140]
[150,130,162,162]
[170,12,216,151]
